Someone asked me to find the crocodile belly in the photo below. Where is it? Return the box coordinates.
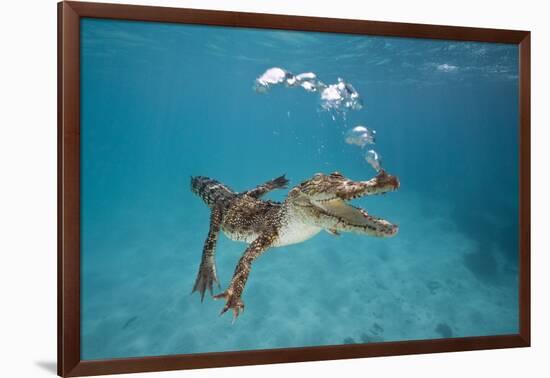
[273,222,321,247]
[222,228,259,244]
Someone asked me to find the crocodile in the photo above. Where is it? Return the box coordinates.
[190,170,399,321]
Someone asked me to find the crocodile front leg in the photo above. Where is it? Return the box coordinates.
[244,174,288,199]
[214,229,278,321]
[192,206,222,301]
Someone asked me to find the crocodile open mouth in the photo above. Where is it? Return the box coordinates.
[291,169,400,237]
[313,197,398,237]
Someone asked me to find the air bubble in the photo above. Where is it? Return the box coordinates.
[365,150,382,172]
[345,126,376,147]
[253,67,291,92]
[253,68,362,112]
[320,78,363,111]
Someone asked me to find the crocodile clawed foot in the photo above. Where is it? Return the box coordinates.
[270,174,289,189]
[192,263,220,302]
[214,289,245,322]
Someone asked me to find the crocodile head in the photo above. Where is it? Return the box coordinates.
[287,170,399,237]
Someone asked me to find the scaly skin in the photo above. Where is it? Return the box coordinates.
[190,170,399,321]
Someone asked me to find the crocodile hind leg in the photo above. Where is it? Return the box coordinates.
[244,174,289,199]
[214,229,278,321]
[192,206,223,301]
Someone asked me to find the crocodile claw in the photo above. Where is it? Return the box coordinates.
[192,263,220,302]
[214,289,245,322]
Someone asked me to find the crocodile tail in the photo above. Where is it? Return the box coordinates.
[190,176,235,207]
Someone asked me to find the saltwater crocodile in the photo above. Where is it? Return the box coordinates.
[190,170,399,320]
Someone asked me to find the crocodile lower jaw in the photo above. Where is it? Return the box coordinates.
[313,198,398,237]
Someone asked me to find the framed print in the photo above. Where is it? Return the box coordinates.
[58,1,530,376]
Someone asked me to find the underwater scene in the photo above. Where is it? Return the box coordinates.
[80,18,519,359]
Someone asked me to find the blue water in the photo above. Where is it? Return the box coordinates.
[80,18,519,360]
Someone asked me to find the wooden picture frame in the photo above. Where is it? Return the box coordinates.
[58,1,530,376]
